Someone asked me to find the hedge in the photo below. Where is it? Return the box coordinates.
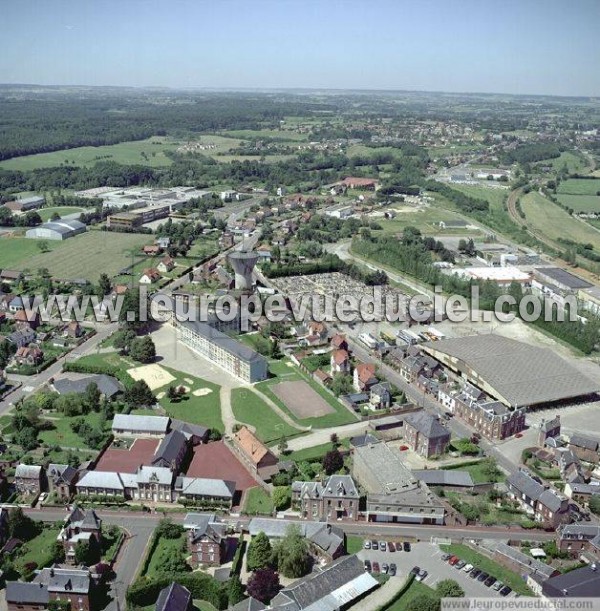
[126,573,228,609]
[377,574,415,611]
[230,535,245,577]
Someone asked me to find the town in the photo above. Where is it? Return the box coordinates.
[1,9,600,610]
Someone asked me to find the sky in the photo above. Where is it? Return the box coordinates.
[1,0,599,96]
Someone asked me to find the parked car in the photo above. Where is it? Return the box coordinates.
[364,559,371,572]
[396,541,403,551]
[470,569,481,579]
[381,563,389,574]
[388,542,396,552]
[372,562,380,573]
[371,540,378,550]
[455,560,466,570]
[493,582,503,591]
[484,576,496,588]
[500,586,512,597]
[363,540,371,549]
[463,564,474,573]
[477,572,489,582]
[441,553,451,561]
[449,555,459,566]
[379,541,387,551]
[416,569,428,582]
[403,542,411,552]
[389,563,397,576]
[410,566,420,575]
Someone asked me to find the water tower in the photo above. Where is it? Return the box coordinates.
[228,250,258,291]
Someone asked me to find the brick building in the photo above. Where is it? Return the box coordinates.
[292,475,359,522]
[403,412,450,458]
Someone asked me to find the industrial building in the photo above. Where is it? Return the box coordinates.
[421,335,599,409]
[25,219,86,241]
[174,318,268,383]
[107,202,184,229]
[4,195,45,212]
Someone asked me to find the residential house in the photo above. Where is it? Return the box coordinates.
[399,354,440,384]
[341,177,379,190]
[564,482,600,507]
[330,334,348,351]
[569,434,600,464]
[14,309,40,330]
[307,321,327,342]
[557,524,600,560]
[151,430,189,472]
[170,420,209,445]
[330,349,350,375]
[47,464,78,500]
[538,415,561,447]
[183,513,228,567]
[59,505,102,565]
[7,327,36,348]
[143,245,161,256]
[139,268,161,284]
[65,321,83,339]
[155,583,192,611]
[174,477,235,508]
[369,382,392,410]
[233,426,279,478]
[506,470,569,528]
[270,555,378,611]
[14,345,43,366]
[8,296,26,312]
[353,362,378,392]
[403,412,450,458]
[292,475,359,522]
[14,464,43,497]
[157,257,175,273]
[0,270,23,284]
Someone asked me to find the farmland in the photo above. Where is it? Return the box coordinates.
[0,231,152,281]
[557,178,600,196]
[556,178,600,213]
[556,193,600,213]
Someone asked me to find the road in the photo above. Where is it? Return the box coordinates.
[0,322,119,417]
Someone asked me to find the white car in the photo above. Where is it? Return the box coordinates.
[379,541,387,551]
[364,540,371,549]
[39,493,47,501]
[463,564,474,573]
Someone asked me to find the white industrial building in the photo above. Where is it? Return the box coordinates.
[25,219,86,241]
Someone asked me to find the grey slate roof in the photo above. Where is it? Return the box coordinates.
[170,419,209,440]
[230,597,266,611]
[538,489,565,513]
[137,466,174,485]
[422,334,599,407]
[112,414,170,434]
[569,435,599,451]
[543,565,600,597]
[6,582,50,605]
[68,505,102,530]
[558,524,600,540]
[507,470,544,500]
[153,430,188,466]
[48,463,78,486]
[76,470,125,490]
[175,477,235,498]
[404,412,449,441]
[155,582,192,611]
[349,433,380,447]
[53,374,123,398]
[412,469,474,487]
[45,568,90,594]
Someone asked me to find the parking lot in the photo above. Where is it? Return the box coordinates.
[357,542,505,598]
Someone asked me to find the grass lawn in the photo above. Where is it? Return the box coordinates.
[102,526,124,562]
[15,525,62,574]
[556,193,600,213]
[557,178,600,196]
[3,231,152,282]
[70,352,135,384]
[157,367,223,432]
[255,360,358,429]
[346,535,364,554]
[375,205,478,237]
[144,533,186,578]
[38,206,85,221]
[439,544,532,596]
[39,412,107,449]
[243,487,274,515]
[521,191,600,252]
[194,601,219,611]
[0,137,182,171]
[285,439,350,463]
[385,579,439,611]
[231,388,301,443]
[443,461,506,484]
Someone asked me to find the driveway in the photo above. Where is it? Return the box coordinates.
[357,542,504,598]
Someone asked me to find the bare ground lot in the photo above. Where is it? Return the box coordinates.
[270,380,335,418]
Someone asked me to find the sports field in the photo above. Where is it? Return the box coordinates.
[271,380,335,418]
[0,231,151,281]
[38,206,85,221]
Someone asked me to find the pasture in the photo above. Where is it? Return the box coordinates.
[558,178,600,196]
[2,231,151,281]
[556,193,600,213]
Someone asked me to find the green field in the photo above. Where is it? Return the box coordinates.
[39,412,107,449]
[546,151,589,174]
[222,128,308,141]
[0,231,153,281]
[521,191,600,248]
[0,137,181,171]
[158,368,224,432]
[439,544,532,596]
[285,439,350,463]
[375,205,477,236]
[558,178,600,196]
[231,388,301,443]
[243,486,274,515]
[556,193,600,213]
[445,184,509,213]
[38,206,85,221]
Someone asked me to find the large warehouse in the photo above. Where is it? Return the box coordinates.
[26,219,87,241]
[421,334,599,409]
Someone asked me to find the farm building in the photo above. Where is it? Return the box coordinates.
[25,219,86,241]
[4,195,45,212]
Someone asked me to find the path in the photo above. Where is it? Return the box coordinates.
[220,386,236,436]
[361,577,407,611]
[282,420,369,453]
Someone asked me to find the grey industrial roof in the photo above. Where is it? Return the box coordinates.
[175,477,235,498]
[535,267,592,289]
[112,414,170,433]
[422,335,599,407]
[412,469,474,487]
[76,470,125,490]
[179,320,267,365]
[404,412,449,441]
[353,442,417,494]
[155,582,192,611]
[543,565,600,597]
[53,374,123,398]
[6,582,50,604]
[153,430,188,466]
